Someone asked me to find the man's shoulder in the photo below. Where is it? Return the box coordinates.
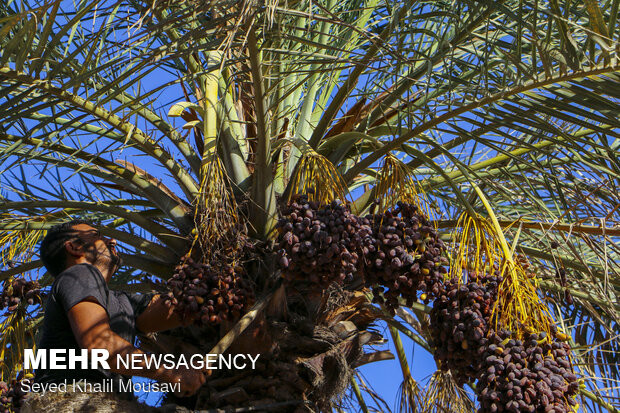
[53,264,107,293]
[49,264,110,313]
[57,263,100,278]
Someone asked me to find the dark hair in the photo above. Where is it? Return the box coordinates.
[39,219,92,277]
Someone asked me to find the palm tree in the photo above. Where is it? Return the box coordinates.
[0,0,618,411]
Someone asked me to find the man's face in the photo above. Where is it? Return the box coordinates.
[70,224,122,275]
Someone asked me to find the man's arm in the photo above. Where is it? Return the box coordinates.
[68,298,205,396]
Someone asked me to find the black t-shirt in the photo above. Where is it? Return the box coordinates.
[35,263,153,393]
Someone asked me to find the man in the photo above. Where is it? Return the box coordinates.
[34,219,206,398]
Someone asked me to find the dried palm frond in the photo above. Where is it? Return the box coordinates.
[389,326,423,413]
[192,156,241,262]
[421,370,475,413]
[0,308,33,381]
[396,376,423,413]
[448,212,503,281]
[375,154,433,220]
[471,185,553,339]
[0,215,46,270]
[287,150,348,207]
[490,261,553,340]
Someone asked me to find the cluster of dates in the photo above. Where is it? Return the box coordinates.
[0,378,29,413]
[276,198,446,311]
[364,202,447,312]
[429,274,501,384]
[0,278,40,314]
[163,257,255,326]
[477,330,579,413]
[276,197,370,288]
[430,275,579,413]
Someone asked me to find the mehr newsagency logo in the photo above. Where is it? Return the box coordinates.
[22,349,259,393]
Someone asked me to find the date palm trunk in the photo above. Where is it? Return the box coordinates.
[144,287,380,412]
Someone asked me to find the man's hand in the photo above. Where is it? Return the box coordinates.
[136,294,193,333]
[163,368,207,397]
